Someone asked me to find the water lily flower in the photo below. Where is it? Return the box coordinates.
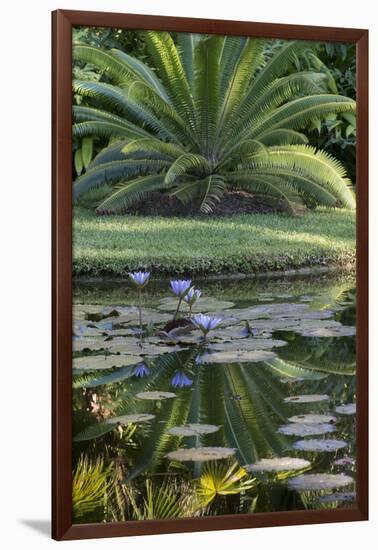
[133,363,150,378]
[192,314,223,337]
[171,371,193,388]
[128,271,151,342]
[170,279,192,320]
[183,288,201,317]
[170,279,192,297]
[128,271,150,288]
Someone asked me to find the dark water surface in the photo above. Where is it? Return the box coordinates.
[72,273,356,522]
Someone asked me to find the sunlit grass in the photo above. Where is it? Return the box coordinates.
[73,207,355,276]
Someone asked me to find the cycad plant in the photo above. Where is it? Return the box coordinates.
[73,32,356,214]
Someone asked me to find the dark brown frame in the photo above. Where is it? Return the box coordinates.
[52,9,369,541]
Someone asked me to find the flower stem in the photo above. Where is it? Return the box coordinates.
[173,297,182,320]
[138,288,144,342]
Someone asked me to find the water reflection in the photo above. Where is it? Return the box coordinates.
[72,274,356,523]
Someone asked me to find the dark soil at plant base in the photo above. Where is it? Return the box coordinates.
[124,191,282,217]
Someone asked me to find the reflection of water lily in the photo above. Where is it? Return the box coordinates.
[192,314,223,337]
[133,363,150,378]
[171,371,193,388]
[170,279,192,320]
[128,271,150,288]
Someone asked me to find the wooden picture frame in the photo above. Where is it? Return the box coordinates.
[52,9,368,541]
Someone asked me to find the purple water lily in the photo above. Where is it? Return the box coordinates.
[128,271,151,342]
[183,288,202,317]
[133,363,150,378]
[170,279,192,320]
[192,314,223,337]
[128,271,150,288]
[171,371,193,388]
[170,279,192,297]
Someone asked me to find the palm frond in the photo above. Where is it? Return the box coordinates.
[96,174,166,213]
[164,153,210,185]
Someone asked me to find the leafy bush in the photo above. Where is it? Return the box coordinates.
[73,32,356,214]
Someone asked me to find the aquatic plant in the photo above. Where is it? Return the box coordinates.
[192,313,223,338]
[128,270,151,340]
[72,455,111,522]
[183,287,202,317]
[170,279,192,319]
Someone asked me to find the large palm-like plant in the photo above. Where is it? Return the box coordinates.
[73,33,356,214]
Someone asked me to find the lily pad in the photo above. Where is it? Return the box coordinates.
[210,336,287,350]
[136,391,176,400]
[278,423,336,437]
[288,414,337,424]
[284,394,329,404]
[167,446,235,462]
[293,439,347,452]
[105,413,155,424]
[245,457,311,472]
[200,350,277,364]
[335,403,356,415]
[300,326,356,338]
[157,297,234,313]
[288,473,354,491]
[168,424,220,437]
[108,340,181,356]
[73,354,139,371]
[73,337,107,352]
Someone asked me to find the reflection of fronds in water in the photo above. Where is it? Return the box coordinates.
[72,455,112,522]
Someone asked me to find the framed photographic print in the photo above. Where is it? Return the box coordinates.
[52,10,368,540]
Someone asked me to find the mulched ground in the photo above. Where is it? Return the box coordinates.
[126,191,279,217]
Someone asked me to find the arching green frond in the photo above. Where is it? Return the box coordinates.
[127,81,198,147]
[216,38,265,138]
[306,50,338,93]
[143,31,195,130]
[193,36,224,156]
[177,32,201,86]
[73,44,137,85]
[110,48,170,100]
[221,72,328,150]
[73,121,132,139]
[170,175,226,213]
[122,138,185,160]
[259,129,309,146]
[164,153,210,185]
[74,159,170,199]
[238,144,356,208]
[218,139,267,169]
[88,140,129,169]
[251,94,355,139]
[96,174,166,213]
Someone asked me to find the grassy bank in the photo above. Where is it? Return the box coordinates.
[73,207,355,277]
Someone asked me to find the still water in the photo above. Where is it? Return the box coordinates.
[72,273,356,522]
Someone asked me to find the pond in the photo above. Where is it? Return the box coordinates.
[72,273,356,522]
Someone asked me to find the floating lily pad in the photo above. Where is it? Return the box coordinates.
[288,414,337,424]
[136,391,176,400]
[105,413,155,424]
[167,446,235,462]
[157,297,234,313]
[319,491,356,503]
[284,394,329,404]
[73,337,107,352]
[168,424,220,437]
[288,473,354,491]
[293,439,347,452]
[73,323,110,337]
[200,350,277,364]
[300,326,356,338]
[73,354,139,371]
[231,303,310,320]
[245,457,311,472]
[210,336,287,350]
[107,340,181,356]
[278,423,336,437]
[335,403,356,415]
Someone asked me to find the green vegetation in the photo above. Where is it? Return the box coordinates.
[73,32,355,214]
[73,207,355,276]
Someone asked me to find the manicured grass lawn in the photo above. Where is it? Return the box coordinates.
[73,207,356,277]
